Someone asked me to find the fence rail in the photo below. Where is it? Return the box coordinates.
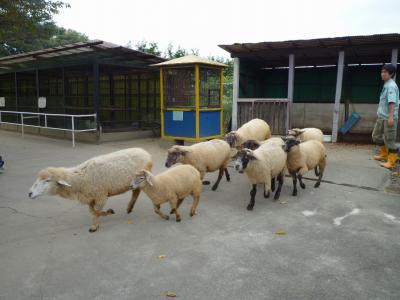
[237,98,290,135]
[0,110,97,147]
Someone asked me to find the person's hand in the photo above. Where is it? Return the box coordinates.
[388,117,394,128]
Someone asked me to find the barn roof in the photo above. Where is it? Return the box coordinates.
[219,33,400,67]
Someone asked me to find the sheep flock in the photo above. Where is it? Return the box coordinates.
[28,118,327,232]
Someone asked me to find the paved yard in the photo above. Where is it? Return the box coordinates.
[0,130,399,300]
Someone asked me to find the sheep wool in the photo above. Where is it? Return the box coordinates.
[29,148,152,232]
[226,118,271,148]
[288,128,324,143]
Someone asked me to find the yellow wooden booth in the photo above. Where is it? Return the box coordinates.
[153,55,226,141]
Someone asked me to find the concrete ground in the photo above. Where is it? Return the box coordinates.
[0,130,400,300]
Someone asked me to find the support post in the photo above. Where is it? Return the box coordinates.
[71,116,75,147]
[195,64,200,139]
[160,68,164,138]
[93,62,100,129]
[20,112,24,138]
[232,57,240,130]
[14,72,18,111]
[391,49,398,80]
[287,54,295,131]
[332,50,345,143]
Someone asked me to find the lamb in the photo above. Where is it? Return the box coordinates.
[225,118,271,149]
[282,136,327,196]
[28,148,152,232]
[165,139,231,191]
[130,165,202,222]
[287,128,324,143]
[234,142,287,210]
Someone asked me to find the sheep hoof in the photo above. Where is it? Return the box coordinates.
[202,180,210,185]
[314,182,321,188]
[190,212,196,217]
[176,218,181,222]
[292,190,297,196]
[88,225,99,233]
[264,192,270,198]
[246,204,254,211]
[164,216,170,220]
[126,208,132,214]
[107,209,115,214]
[211,185,218,191]
[300,183,306,189]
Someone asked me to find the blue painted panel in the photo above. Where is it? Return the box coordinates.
[200,110,221,137]
[164,110,196,138]
[339,112,361,135]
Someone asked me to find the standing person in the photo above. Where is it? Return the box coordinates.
[372,64,399,169]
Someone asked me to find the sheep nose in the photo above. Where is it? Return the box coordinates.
[165,162,169,168]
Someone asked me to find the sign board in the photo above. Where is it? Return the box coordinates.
[0,97,5,107]
[38,97,46,108]
[172,111,183,121]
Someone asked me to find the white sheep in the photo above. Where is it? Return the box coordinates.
[234,142,287,210]
[165,139,231,191]
[287,128,324,143]
[225,118,271,149]
[28,148,152,232]
[282,137,327,196]
[130,164,202,222]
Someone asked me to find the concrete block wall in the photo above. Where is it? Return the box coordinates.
[292,103,377,134]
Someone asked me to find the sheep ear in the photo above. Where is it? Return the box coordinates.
[143,170,154,186]
[281,136,287,141]
[57,179,71,187]
[299,130,306,134]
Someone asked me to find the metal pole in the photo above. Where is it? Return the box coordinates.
[93,62,100,128]
[71,116,75,147]
[14,72,18,111]
[332,51,345,143]
[232,57,240,130]
[44,114,47,127]
[391,49,398,80]
[20,112,24,138]
[287,54,295,131]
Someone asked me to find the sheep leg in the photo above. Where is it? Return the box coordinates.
[271,178,276,192]
[297,174,306,189]
[314,166,320,177]
[200,170,210,185]
[126,189,141,214]
[224,168,231,182]
[154,204,169,221]
[169,200,181,222]
[190,194,200,217]
[273,173,284,201]
[88,201,114,233]
[263,185,270,198]
[211,168,224,191]
[291,173,298,196]
[170,198,184,214]
[247,184,257,211]
[315,158,326,188]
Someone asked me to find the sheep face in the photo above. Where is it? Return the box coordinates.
[28,168,71,199]
[130,170,153,189]
[242,140,260,150]
[234,149,257,173]
[282,138,300,152]
[225,132,238,148]
[165,147,187,168]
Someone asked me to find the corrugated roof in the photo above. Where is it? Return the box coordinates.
[152,54,227,67]
[219,33,400,67]
[0,40,166,71]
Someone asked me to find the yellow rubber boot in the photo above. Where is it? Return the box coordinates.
[374,145,389,161]
[381,153,398,169]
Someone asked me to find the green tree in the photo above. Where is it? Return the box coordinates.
[165,43,199,59]
[0,0,88,56]
[133,40,162,57]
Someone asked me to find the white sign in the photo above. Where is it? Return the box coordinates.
[0,97,5,107]
[38,97,46,108]
[172,111,183,121]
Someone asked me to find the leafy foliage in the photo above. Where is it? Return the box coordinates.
[0,0,88,56]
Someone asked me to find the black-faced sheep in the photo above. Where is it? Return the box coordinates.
[130,165,202,222]
[165,139,231,191]
[225,118,271,149]
[234,142,287,210]
[282,137,327,196]
[28,148,152,232]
